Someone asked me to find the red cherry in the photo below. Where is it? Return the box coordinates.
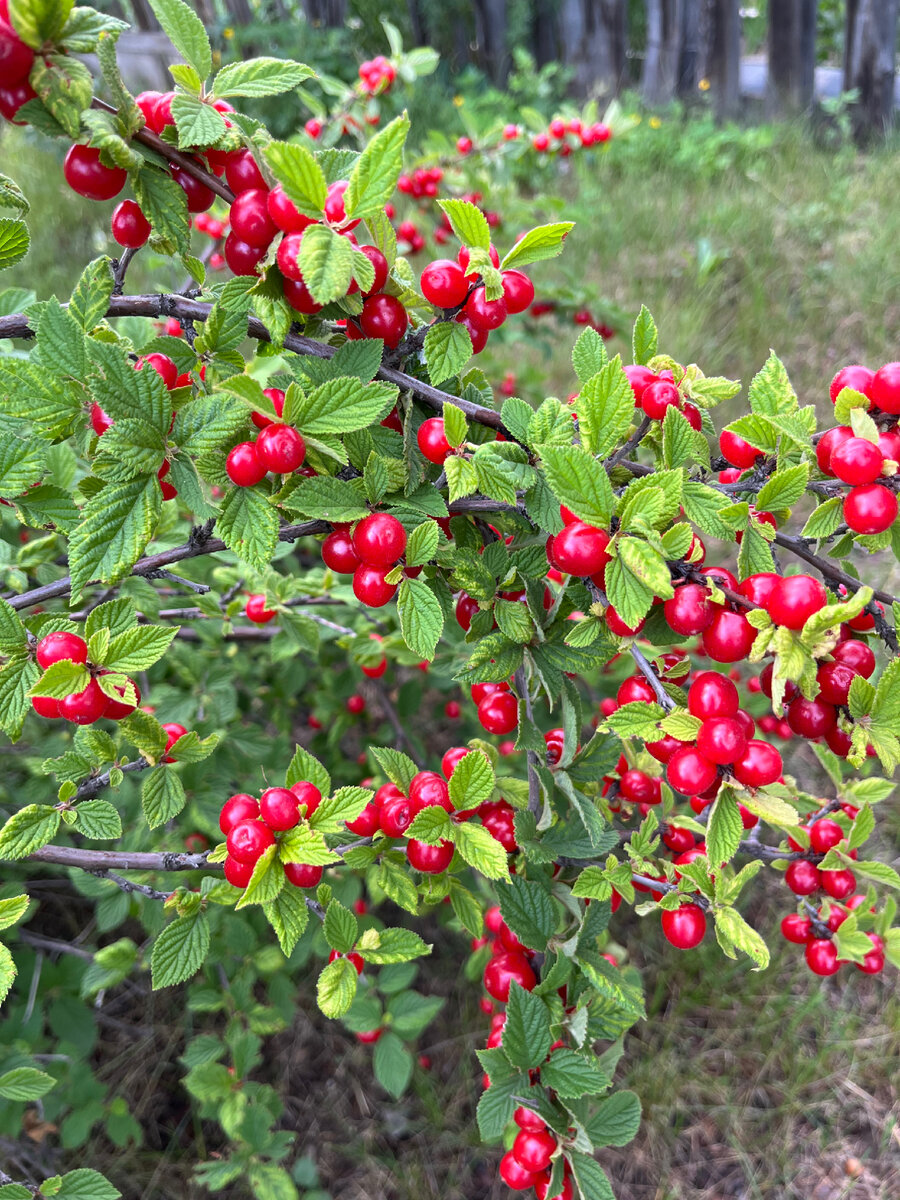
[481,802,518,851]
[808,818,843,854]
[464,286,507,332]
[696,716,748,764]
[101,674,141,719]
[136,353,178,390]
[63,145,127,201]
[224,856,255,888]
[499,1151,542,1191]
[831,639,876,677]
[352,513,407,567]
[666,746,718,795]
[661,903,707,948]
[663,584,715,636]
[606,606,645,637]
[259,786,301,831]
[352,565,398,608]
[417,417,453,464]
[737,572,781,607]
[733,739,782,788]
[785,860,821,895]
[617,675,656,706]
[805,938,839,975]
[815,661,856,705]
[549,522,611,577]
[111,200,151,249]
[719,429,763,469]
[329,948,364,973]
[255,424,306,473]
[345,796,380,836]
[289,781,321,819]
[171,162,214,213]
[786,696,836,739]
[420,258,469,308]
[688,671,739,719]
[229,188,277,248]
[58,679,108,725]
[829,364,874,404]
[868,362,900,413]
[162,723,188,762]
[820,868,855,899]
[406,838,454,873]
[323,179,359,229]
[379,794,413,837]
[483,950,537,1002]
[780,913,812,943]
[514,1106,546,1132]
[766,575,827,630]
[267,184,317,233]
[0,18,34,86]
[90,403,113,437]
[816,425,853,475]
[471,681,509,704]
[226,818,275,865]
[276,231,308,281]
[226,442,267,487]
[245,594,276,624]
[284,862,324,888]
[501,270,535,315]
[646,733,686,764]
[478,691,518,735]
[32,696,62,719]
[829,436,884,485]
[535,1175,573,1200]
[346,694,366,715]
[219,794,261,834]
[36,631,88,670]
[855,931,885,974]
[360,294,408,348]
[843,484,898,534]
[618,769,657,805]
[224,232,267,277]
[441,747,469,779]
[409,771,452,813]
[321,530,361,574]
[225,148,266,194]
[512,1129,556,1174]
[641,379,680,421]
[701,608,756,662]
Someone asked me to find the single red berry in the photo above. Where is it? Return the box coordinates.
[697,716,748,764]
[719,429,763,469]
[478,691,518,735]
[320,529,361,575]
[170,162,214,213]
[352,565,398,607]
[815,661,856,706]
[548,522,611,577]
[606,606,645,637]
[420,258,469,308]
[661,903,707,949]
[63,144,127,201]
[785,860,821,895]
[36,631,88,670]
[225,148,266,194]
[90,402,113,437]
[406,838,454,873]
[514,1106,545,1132]
[809,818,844,854]
[226,442,267,487]
[780,913,812,943]
[766,575,828,630]
[832,639,876,677]
[417,417,453,464]
[805,938,839,976]
[226,818,275,865]
[329,948,364,973]
[786,696,836,739]
[464,286,507,332]
[483,950,536,1002]
[688,671,739,719]
[284,862,324,888]
[361,656,387,679]
[357,244,389,295]
[512,1129,556,1174]
[276,231,307,281]
[856,931,885,974]
[843,483,898,534]
[101,674,140,720]
[701,608,757,662]
[737,572,781,607]
[111,200,151,249]
[663,584,715,636]
[641,379,680,420]
[352,512,407,567]
[162,723,188,762]
[666,746,718,796]
[829,364,874,404]
[346,694,366,715]
[267,184,317,234]
[290,780,322,818]
[441,747,469,779]
[259,786,301,832]
[32,695,62,719]
[219,794,261,834]
[345,797,380,836]
[868,362,900,413]
[224,232,267,277]
[501,270,535,314]
[733,739,782,788]
[409,770,452,813]
[255,424,306,473]
[829,436,885,485]
[359,293,408,348]
[136,352,178,389]
[323,179,359,229]
[816,425,854,475]
[379,794,414,837]
[820,868,856,899]
[480,801,518,851]
[245,594,276,624]
[224,856,255,888]
[229,187,277,248]
[535,1175,573,1200]
[499,1150,542,1191]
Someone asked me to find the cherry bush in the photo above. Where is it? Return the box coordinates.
[0,2,897,1198]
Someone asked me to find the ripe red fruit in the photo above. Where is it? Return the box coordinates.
[0,13,34,85]
[719,429,763,469]
[101,675,140,719]
[869,362,900,413]
[255,424,306,473]
[225,149,266,194]
[63,145,127,201]
[478,690,518,735]
[380,794,414,837]
[408,770,451,812]
[406,838,454,873]
[276,231,307,281]
[346,797,380,836]
[357,244,389,295]
[737,572,780,608]
[696,716,748,764]
[224,233,267,277]
[441,746,469,779]
[360,294,408,347]
[329,948,364,973]
[688,671,739,719]
[815,661,856,706]
[417,417,453,464]
[162,723,188,761]
[290,780,321,818]
[224,856,255,888]
[820,868,856,899]
[829,436,884,485]
[843,483,898,534]
[321,529,361,574]
[641,379,680,420]
[829,364,874,404]
[499,1151,542,1191]
[464,286,507,332]
[171,163,214,213]
[618,769,657,805]
[781,913,812,943]
[90,402,113,437]
[512,1129,556,1174]
[259,786,301,831]
[229,188,277,248]
[535,1175,573,1200]
[701,608,756,662]
[226,442,267,487]
[361,656,387,679]
[267,184,317,234]
[606,606,645,637]
[32,696,61,719]
[786,696,836,739]
[346,694,366,715]
[766,574,827,630]
[661,903,707,949]
[832,639,876,677]
[323,179,358,229]
[111,200,151,249]
[58,679,109,725]
[646,733,685,764]
[226,819,275,865]
[549,522,611,577]
[352,512,407,567]
[663,584,715,636]
[501,270,535,314]
[514,1106,546,1132]
[816,425,853,475]
[420,258,469,308]
[36,631,88,670]
[805,938,839,976]
[483,950,537,1002]
[784,860,821,895]
[480,801,518,851]
[284,862,324,888]
[219,794,261,834]
[622,364,658,402]
[733,739,782,788]
[666,746,718,795]
[352,565,397,607]
[856,932,885,974]
[809,818,844,853]
[245,594,276,624]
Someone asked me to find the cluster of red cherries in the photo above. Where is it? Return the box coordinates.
[454,114,612,164]
[219,781,324,889]
[30,631,140,725]
[417,247,535,353]
[225,385,308,487]
[358,54,396,95]
[0,0,36,124]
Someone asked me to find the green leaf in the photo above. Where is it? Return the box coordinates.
[405,520,440,567]
[235,844,285,909]
[632,305,658,366]
[29,659,89,700]
[217,485,278,573]
[0,943,16,1007]
[264,887,310,956]
[0,219,29,271]
[376,858,419,914]
[437,199,490,251]
[141,767,187,829]
[572,326,608,384]
[357,926,430,964]
[576,357,636,459]
[585,1090,642,1147]
[568,1152,615,1200]
[69,476,161,599]
[0,1066,56,1101]
[0,805,61,859]
[214,56,313,97]
[541,1048,611,1099]
[290,377,397,436]
[316,955,358,1017]
[424,321,472,385]
[69,257,114,332]
[285,745,331,795]
[310,786,372,834]
[539,444,613,528]
[0,894,29,932]
[373,1031,413,1098]
[74,800,122,841]
[502,981,551,1068]
[500,222,574,269]
[713,906,770,969]
[132,166,190,256]
[397,577,443,659]
[497,875,557,951]
[0,437,46,498]
[263,141,327,218]
[323,901,358,954]
[802,498,843,539]
[101,626,178,672]
[279,822,340,867]
[171,93,226,149]
[445,454,478,503]
[9,0,74,45]
[150,912,210,988]
[757,463,809,511]
[345,113,410,219]
[448,750,494,811]
[607,701,666,741]
[0,655,40,741]
[43,1170,121,1200]
[706,789,743,866]
[296,224,355,303]
[148,0,212,79]
[453,821,509,880]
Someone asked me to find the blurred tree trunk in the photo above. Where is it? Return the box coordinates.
[642,0,683,104]
[407,0,426,45]
[558,0,627,96]
[768,0,818,113]
[844,0,899,138]
[677,0,702,95]
[532,0,559,67]
[704,0,741,120]
[301,0,346,27]
[473,0,509,85]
